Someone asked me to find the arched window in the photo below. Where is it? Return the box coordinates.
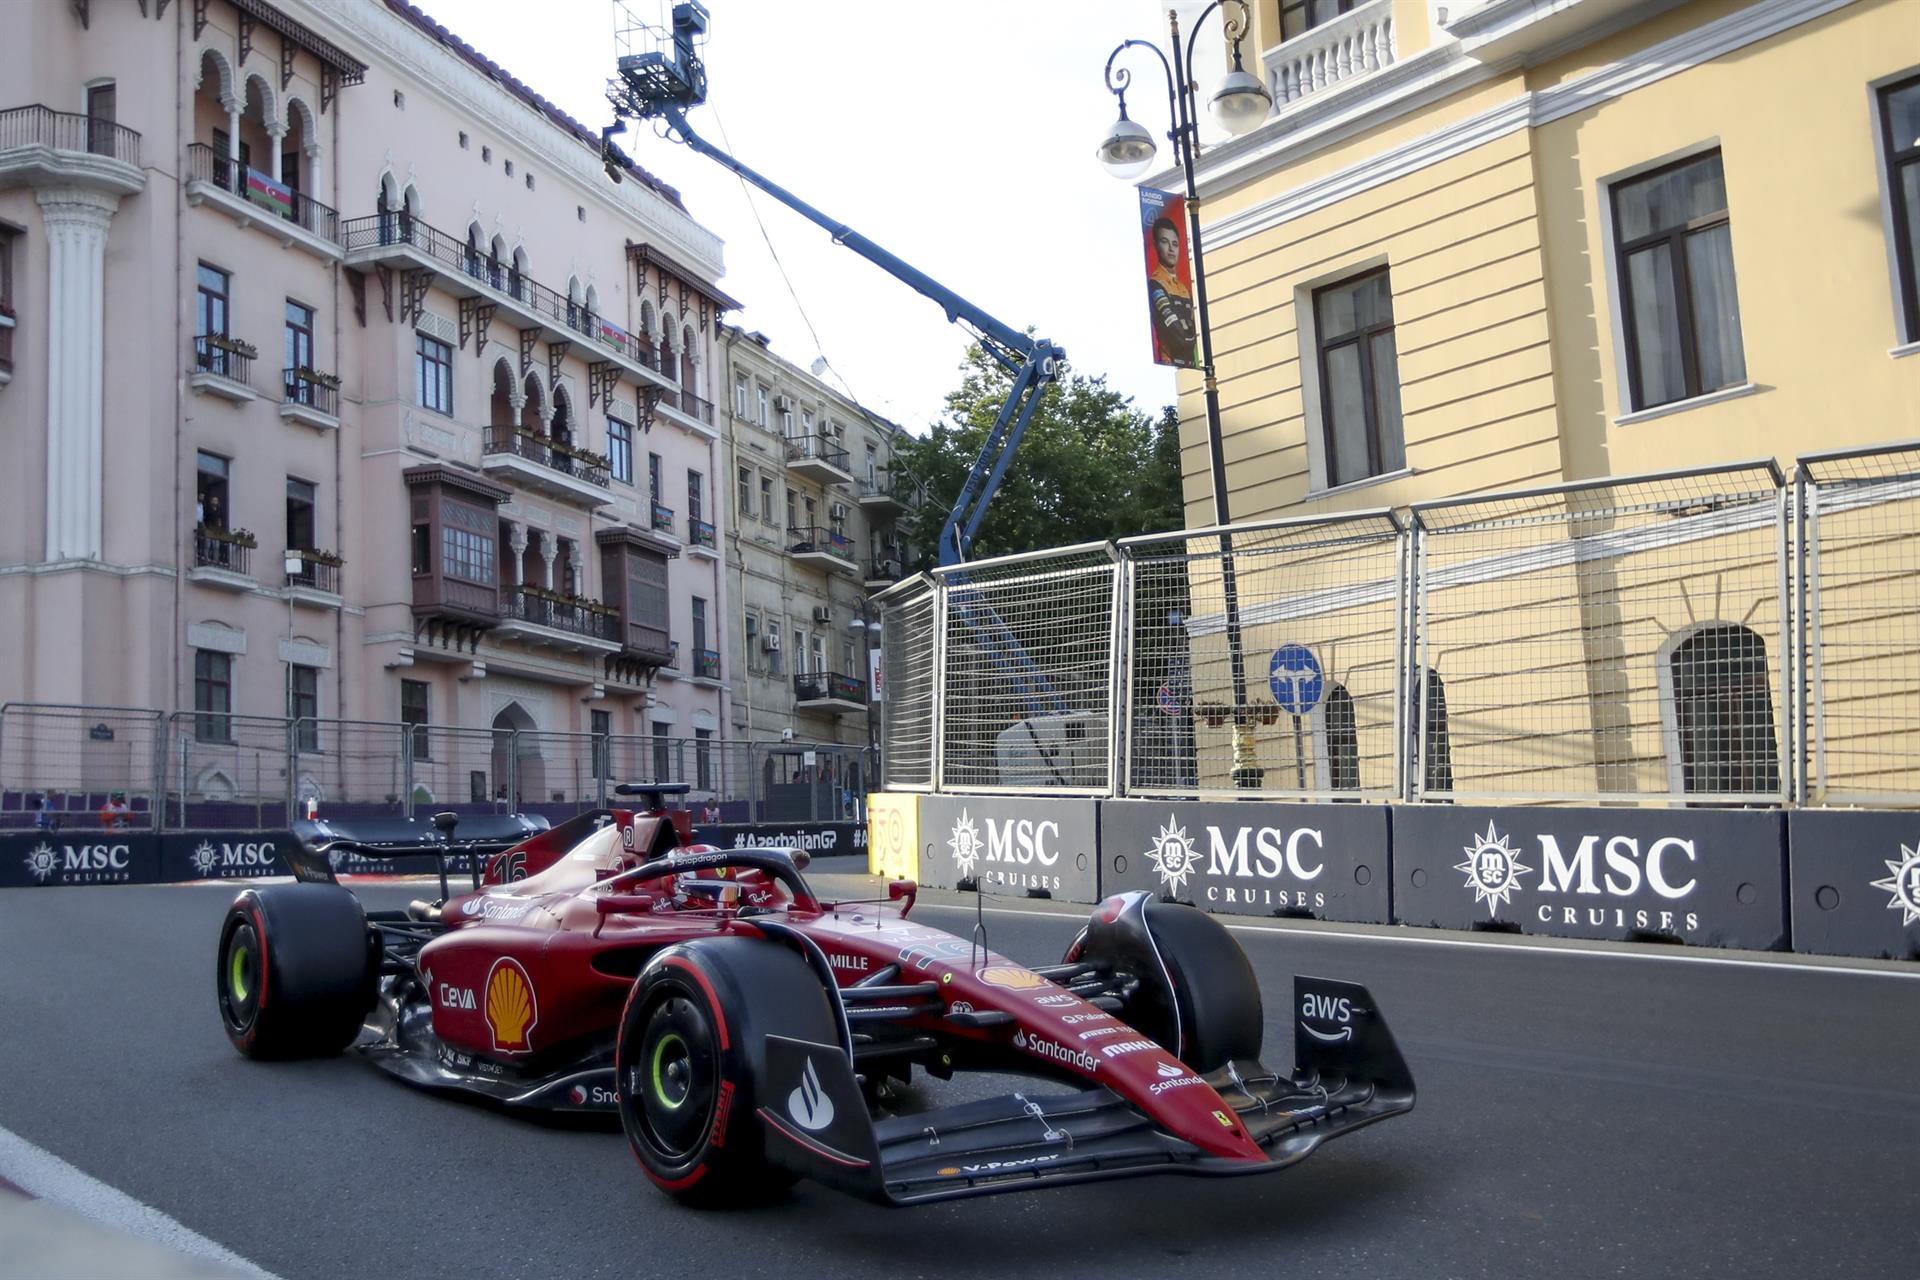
[510,246,527,300]
[1415,669,1453,795]
[566,277,584,332]
[681,323,697,394]
[1667,625,1779,796]
[659,326,677,383]
[489,361,516,446]
[465,223,485,281]
[551,387,573,447]
[488,235,507,290]
[1323,684,1359,791]
[521,374,545,436]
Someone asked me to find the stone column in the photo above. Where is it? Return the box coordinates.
[537,530,557,590]
[507,521,528,587]
[223,96,241,168]
[567,542,584,597]
[267,123,286,182]
[37,187,121,561]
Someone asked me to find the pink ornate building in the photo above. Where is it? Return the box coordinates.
[0,0,735,804]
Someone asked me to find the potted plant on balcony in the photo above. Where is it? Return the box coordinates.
[197,525,258,548]
[205,335,258,360]
[290,366,341,390]
[294,547,345,567]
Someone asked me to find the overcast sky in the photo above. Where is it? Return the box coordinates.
[425,0,1239,432]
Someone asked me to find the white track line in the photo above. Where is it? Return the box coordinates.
[0,1123,278,1278]
[911,902,1920,981]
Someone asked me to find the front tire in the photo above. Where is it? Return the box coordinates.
[1073,893,1262,1072]
[216,884,376,1059]
[616,938,838,1205]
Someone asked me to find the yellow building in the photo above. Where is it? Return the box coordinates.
[1142,0,1920,802]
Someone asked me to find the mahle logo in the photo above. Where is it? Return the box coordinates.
[1143,816,1201,896]
[1871,842,1920,927]
[1457,821,1531,915]
[948,810,983,877]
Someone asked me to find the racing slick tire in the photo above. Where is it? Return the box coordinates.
[616,937,837,1206]
[216,884,377,1060]
[1071,895,1262,1072]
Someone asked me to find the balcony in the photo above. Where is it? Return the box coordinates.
[794,670,866,713]
[0,104,144,197]
[650,500,677,537]
[496,585,621,655]
[189,336,256,402]
[340,213,674,396]
[693,647,722,684]
[857,470,916,515]
[481,428,612,507]
[183,144,342,260]
[1263,0,1396,111]
[189,527,255,591]
[657,386,717,436]
[787,525,859,575]
[281,367,340,430]
[285,549,343,605]
[785,434,854,486]
[688,517,718,558]
[865,556,905,590]
[0,306,12,386]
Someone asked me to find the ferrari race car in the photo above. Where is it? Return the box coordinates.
[214,784,1415,1206]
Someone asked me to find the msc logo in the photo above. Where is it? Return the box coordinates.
[1871,842,1920,927]
[1143,817,1202,896]
[947,809,1059,877]
[190,840,278,878]
[23,841,132,884]
[1457,822,1531,915]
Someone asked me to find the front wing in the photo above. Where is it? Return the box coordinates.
[759,975,1415,1206]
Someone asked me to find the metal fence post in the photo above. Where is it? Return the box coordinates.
[1792,465,1809,807]
[1805,471,1828,804]
[1108,543,1128,799]
[1773,482,1793,806]
[931,575,948,794]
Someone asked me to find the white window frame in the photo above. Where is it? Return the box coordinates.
[1293,253,1400,495]
[1869,67,1920,349]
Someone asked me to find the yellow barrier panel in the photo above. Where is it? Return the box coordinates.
[866,792,920,881]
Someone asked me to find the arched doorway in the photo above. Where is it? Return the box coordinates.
[490,702,542,808]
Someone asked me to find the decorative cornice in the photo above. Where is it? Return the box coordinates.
[1204,0,1864,247]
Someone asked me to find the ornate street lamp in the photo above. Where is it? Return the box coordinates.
[1098,2,1272,787]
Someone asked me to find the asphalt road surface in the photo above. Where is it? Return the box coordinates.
[2,881,1917,1280]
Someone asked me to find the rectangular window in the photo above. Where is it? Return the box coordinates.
[793,629,805,673]
[1278,0,1355,40]
[767,625,783,676]
[415,332,453,414]
[608,417,633,485]
[85,81,116,156]
[745,612,760,671]
[737,466,753,520]
[285,477,316,551]
[760,475,775,521]
[647,452,663,503]
[786,489,799,532]
[0,226,12,376]
[1610,150,1746,411]
[687,470,704,523]
[401,679,430,760]
[692,596,708,654]
[1880,74,1920,342]
[695,728,713,792]
[652,721,672,783]
[195,263,229,374]
[196,451,230,530]
[756,385,770,428]
[442,526,495,585]
[1312,267,1405,489]
[865,443,878,484]
[734,371,751,418]
[193,650,233,744]
[288,665,320,749]
[591,709,611,780]
[284,300,314,396]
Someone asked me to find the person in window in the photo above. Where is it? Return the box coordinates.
[1147,217,1197,367]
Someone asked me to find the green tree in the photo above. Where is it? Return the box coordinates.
[893,345,1184,563]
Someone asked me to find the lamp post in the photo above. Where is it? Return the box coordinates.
[1097,2,1272,788]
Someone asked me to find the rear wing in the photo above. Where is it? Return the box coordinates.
[289,812,549,898]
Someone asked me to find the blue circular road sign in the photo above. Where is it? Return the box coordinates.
[1268,644,1324,715]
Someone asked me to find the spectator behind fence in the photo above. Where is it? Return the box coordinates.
[35,792,59,831]
[100,791,132,830]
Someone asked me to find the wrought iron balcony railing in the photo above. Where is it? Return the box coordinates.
[786,433,852,472]
[694,648,721,680]
[503,585,619,642]
[690,518,716,549]
[482,428,611,489]
[0,104,141,165]
[794,671,866,703]
[184,143,340,244]
[192,335,254,386]
[340,213,653,368]
[285,550,341,594]
[661,387,716,425]
[283,368,340,416]
[193,527,253,576]
[787,525,855,563]
[867,557,904,583]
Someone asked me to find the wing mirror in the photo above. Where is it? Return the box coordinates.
[789,850,811,872]
[888,879,917,913]
[595,892,656,915]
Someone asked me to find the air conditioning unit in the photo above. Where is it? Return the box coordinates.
[829,503,848,522]
[774,395,792,413]
[811,605,832,624]
[762,632,781,652]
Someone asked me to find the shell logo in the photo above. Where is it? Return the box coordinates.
[485,957,539,1054]
[977,965,1045,990]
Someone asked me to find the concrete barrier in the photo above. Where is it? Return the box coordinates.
[1787,810,1920,960]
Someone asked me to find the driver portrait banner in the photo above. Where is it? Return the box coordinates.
[1099,800,1389,923]
[1139,187,1198,370]
[918,795,1099,902]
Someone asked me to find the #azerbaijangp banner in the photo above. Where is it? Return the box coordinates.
[1139,188,1198,370]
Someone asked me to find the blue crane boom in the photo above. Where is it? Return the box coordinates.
[605,2,1071,716]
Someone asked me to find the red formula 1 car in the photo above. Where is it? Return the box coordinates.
[214,784,1414,1206]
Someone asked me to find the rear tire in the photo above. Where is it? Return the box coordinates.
[616,938,838,1206]
[216,885,376,1060]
